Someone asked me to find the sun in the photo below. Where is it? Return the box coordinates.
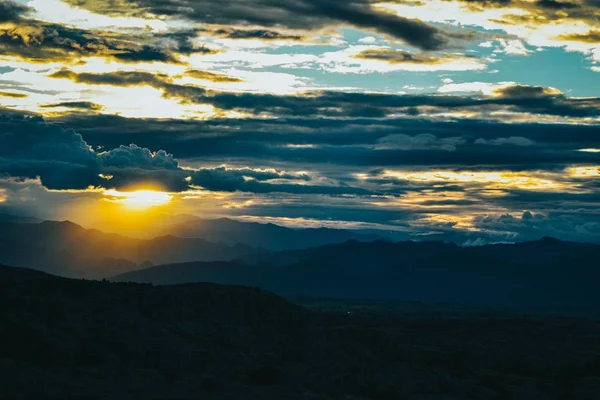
[104,189,172,209]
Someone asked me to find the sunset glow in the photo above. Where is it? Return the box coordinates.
[104,190,173,209]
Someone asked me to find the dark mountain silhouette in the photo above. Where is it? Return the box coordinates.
[3,264,600,399]
[114,239,600,309]
[0,221,266,279]
[166,217,383,250]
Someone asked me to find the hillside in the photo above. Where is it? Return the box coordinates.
[2,264,600,399]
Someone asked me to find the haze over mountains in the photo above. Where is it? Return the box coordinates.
[0,220,264,279]
[165,217,383,251]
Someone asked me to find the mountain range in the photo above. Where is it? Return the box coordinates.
[114,238,600,309]
[3,217,600,310]
[0,217,386,278]
[164,217,384,251]
[0,221,264,279]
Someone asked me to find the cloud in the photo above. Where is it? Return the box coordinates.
[61,0,480,51]
[49,109,600,174]
[0,114,374,195]
[535,0,579,11]
[475,136,535,146]
[188,167,368,195]
[0,17,217,65]
[492,84,563,98]
[99,144,179,170]
[472,211,600,243]
[495,39,531,55]
[353,48,481,65]
[556,30,600,44]
[50,59,595,125]
[208,27,305,42]
[375,133,466,151]
[185,70,243,83]
[0,91,27,98]
[438,81,514,95]
[48,69,212,107]
[0,20,176,64]
[49,69,169,87]
[0,1,31,23]
[376,0,600,66]
[40,101,103,111]
[203,84,600,120]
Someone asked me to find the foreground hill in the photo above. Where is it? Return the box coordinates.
[0,221,265,279]
[115,239,600,309]
[166,217,383,250]
[2,264,600,399]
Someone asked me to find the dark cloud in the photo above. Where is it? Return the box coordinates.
[0,20,177,64]
[536,0,579,10]
[189,167,367,195]
[0,18,216,64]
[185,70,243,83]
[209,28,305,41]
[0,114,100,190]
[99,144,180,170]
[51,113,600,171]
[48,69,208,103]
[474,136,535,146]
[0,91,27,98]
[0,1,30,23]
[138,29,219,56]
[0,114,373,195]
[49,69,169,87]
[202,85,600,119]
[62,0,479,50]
[493,84,560,98]
[375,133,466,151]
[557,30,600,43]
[353,48,479,64]
[41,101,103,111]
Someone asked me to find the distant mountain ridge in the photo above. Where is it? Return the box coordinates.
[0,221,266,279]
[114,238,600,309]
[165,217,384,250]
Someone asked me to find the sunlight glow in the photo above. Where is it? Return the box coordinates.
[381,170,564,191]
[104,189,172,209]
[567,166,600,179]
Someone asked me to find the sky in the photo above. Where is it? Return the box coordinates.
[0,0,599,243]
